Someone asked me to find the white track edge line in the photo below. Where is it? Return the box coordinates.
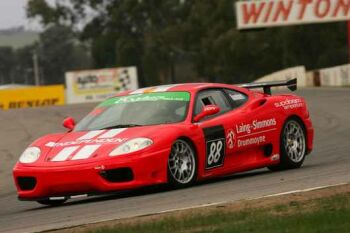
[247,182,349,200]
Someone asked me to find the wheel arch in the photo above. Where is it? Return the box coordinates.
[175,136,200,180]
[177,136,198,156]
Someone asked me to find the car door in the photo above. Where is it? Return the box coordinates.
[193,88,236,174]
[223,88,280,171]
[194,88,279,177]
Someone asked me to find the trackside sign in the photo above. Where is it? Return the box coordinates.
[0,85,65,110]
[236,0,350,29]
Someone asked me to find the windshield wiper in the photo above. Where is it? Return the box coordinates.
[101,124,143,130]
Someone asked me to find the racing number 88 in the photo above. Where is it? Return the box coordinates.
[208,140,223,165]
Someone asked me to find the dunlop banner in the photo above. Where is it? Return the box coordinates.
[0,85,65,110]
[65,67,138,104]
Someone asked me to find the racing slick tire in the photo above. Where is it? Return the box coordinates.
[167,139,197,188]
[37,198,67,206]
[268,118,307,171]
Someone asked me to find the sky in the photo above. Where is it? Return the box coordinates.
[0,0,54,31]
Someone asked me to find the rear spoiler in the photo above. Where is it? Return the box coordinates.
[240,78,297,95]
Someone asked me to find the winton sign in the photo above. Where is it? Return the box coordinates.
[236,0,350,29]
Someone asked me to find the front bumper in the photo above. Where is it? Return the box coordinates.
[13,148,169,200]
[304,118,314,154]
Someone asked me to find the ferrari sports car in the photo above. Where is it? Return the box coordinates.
[13,79,314,205]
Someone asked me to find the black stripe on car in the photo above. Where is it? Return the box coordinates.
[203,126,226,169]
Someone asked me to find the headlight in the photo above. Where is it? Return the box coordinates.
[109,138,153,156]
[19,147,41,164]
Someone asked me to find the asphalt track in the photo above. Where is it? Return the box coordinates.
[0,88,350,233]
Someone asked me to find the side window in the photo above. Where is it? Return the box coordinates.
[225,89,248,108]
[194,89,232,117]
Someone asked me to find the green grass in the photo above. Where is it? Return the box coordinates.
[90,193,350,233]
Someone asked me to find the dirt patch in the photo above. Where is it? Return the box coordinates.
[48,183,350,233]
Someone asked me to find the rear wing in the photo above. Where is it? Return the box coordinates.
[239,78,297,95]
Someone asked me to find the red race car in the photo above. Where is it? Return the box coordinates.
[13,79,314,205]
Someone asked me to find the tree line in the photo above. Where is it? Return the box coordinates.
[0,0,348,86]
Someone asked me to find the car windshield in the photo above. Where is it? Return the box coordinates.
[74,92,190,131]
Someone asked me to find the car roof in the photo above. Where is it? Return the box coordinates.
[117,83,249,96]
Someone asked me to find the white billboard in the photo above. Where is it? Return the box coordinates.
[65,67,138,104]
[255,66,307,87]
[319,63,350,86]
[236,0,350,29]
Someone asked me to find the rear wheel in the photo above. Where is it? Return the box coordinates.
[37,198,67,206]
[168,139,197,187]
[269,118,306,171]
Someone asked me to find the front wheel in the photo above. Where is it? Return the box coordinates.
[168,139,197,188]
[269,118,307,171]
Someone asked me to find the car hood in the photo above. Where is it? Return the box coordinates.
[28,125,178,166]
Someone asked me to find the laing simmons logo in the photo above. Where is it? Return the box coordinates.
[226,129,236,149]
[236,118,277,134]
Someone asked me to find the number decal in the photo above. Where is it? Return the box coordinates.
[206,139,225,169]
[203,126,226,169]
[208,140,223,165]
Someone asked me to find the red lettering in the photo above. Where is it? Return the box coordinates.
[242,2,266,24]
[298,0,312,19]
[314,0,330,18]
[333,0,350,17]
[263,1,275,22]
[273,0,293,22]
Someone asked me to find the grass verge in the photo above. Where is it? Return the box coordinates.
[90,192,350,233]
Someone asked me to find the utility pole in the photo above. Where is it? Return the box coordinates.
[348,21,350,62]
[169,51,176,83]
[33,52,40,86]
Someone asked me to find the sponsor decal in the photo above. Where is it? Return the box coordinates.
[271,154,280,161]
[238,135,266,147]
[130,84,179,94]
[203,126,226,169]
[45,138,127,148]
[46,129,127,148]
[226,129,236,149]
[98,92,190,107]
[274,99,304,110]
[236,118,277,134]
[229,93,246,101]
[234,118,277,148]
[46,129,130,161]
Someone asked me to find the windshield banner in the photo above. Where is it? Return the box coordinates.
[99,92,190,107]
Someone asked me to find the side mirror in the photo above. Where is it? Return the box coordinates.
[194,105,220,122]
[63,117,75,131]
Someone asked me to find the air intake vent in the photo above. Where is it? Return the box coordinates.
[100,168,134,183]
[17,177,36,191]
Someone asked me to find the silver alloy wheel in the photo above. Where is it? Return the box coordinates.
[168,140,196,184]
[283,121,306,163]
